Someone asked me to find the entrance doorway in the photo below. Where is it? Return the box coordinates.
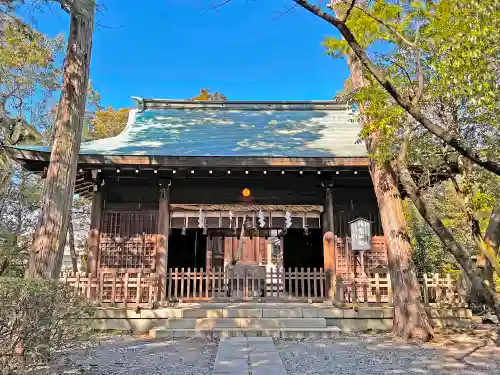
[282,228,323,270]
[168,229,207,270]
[282,228,323,296]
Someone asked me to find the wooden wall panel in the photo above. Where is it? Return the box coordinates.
[99,211,158,271]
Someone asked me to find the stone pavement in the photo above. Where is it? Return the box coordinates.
[213,336,287,375]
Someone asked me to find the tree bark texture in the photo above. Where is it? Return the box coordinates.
[67,212,78,273]
[347,51,433,340]
[26,3,95,279]
[480,204,500,284]
[397,164,500,318]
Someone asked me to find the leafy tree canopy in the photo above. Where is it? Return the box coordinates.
[87,105,128,140]
[190,88,227,101]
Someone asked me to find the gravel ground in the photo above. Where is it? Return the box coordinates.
[35,335,219,375]
[33,331,499,375]
[275,333,500,375]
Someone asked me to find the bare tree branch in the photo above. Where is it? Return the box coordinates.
[207,0,232,12]
[273,4,298,20]
[51,0,95,15]
[341,0,356,22]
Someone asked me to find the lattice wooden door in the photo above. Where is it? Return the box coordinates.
[98,211,158,273]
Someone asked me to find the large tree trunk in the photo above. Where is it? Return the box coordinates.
[26,3,95,279]
[397,163,500,318]
[481,204,500,284]
[347,52,433,340]
[67,212,78,273]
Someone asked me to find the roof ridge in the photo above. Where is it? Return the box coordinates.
[133,97,350,112]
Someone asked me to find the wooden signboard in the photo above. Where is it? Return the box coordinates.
[349,217,372,251]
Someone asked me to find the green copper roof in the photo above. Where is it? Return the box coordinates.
[18,100,366,157]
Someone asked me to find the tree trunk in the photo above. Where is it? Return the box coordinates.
[346,51,433,340]
[67,212,78,273]
[26,3,95,279]
[397,163,500,318]
[481,204,500,284]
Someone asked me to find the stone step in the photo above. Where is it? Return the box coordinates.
[164,317,327,329]
[140,306,365,319]
[150,326,342,339]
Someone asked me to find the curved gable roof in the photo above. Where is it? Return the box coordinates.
[17,99,366,158]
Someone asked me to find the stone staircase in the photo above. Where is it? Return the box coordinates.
[149,303,342,339]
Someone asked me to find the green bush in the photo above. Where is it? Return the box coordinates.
[0,277,96,375]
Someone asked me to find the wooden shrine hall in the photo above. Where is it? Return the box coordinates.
[6,99,389,303]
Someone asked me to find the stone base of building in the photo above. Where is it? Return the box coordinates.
[92,303,472,338]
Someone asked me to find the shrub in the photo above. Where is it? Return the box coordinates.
[0,277,96,375]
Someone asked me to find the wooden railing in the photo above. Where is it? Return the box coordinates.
[163,267,327,302]
[60,272,159,306]
[338,273,465,305]
[59,270,464,307]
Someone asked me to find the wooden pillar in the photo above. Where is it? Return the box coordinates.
[323,184,335,235]
[87,188,103,278]
[157,184,170,301]
[323,232,336,299]
[323,184,337,299]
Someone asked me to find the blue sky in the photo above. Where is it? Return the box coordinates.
[32,0,349,109]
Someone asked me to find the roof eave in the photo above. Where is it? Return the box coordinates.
[4,146,370,172]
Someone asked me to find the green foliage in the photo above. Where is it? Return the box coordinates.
[424,1,499,110]
[87,105,128,140]
[0,169,43,277]
[0,18,63,197]
[323,0,499,278]
[0,277,96,374]
[324,0,499,159]
[0,19,64,104]
[406,201,454,274]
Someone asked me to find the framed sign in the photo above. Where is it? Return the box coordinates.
[349,217,372,251]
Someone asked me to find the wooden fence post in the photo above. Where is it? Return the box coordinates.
[351,279,357,303]
[98,273,104,304]
[335,275,344,303]
[423,274,429,305]
[136,272,142,304]
[375,273,381,304]
[387,273,393,305]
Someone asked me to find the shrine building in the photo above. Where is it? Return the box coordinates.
[6,99,389,302]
